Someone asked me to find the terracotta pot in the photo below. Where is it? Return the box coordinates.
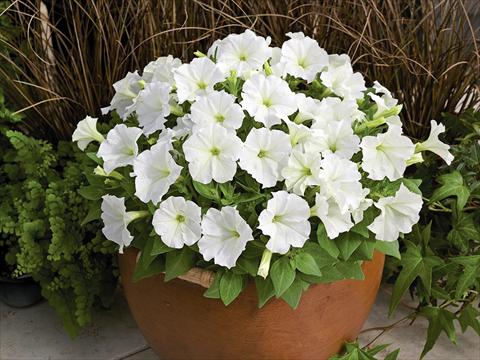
[119,248,385,360]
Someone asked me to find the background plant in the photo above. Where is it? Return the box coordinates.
[1,0,478,141]
[0,109,118,335]
[355,109,480,358]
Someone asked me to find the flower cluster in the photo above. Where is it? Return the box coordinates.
[74,30,452,298]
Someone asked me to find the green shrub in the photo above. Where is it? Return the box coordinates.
[0,124,118,336]
[384,109,480,358]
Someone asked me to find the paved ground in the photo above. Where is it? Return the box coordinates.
[1,286,478,360]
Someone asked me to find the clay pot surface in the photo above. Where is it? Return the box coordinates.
[119,248,385,360]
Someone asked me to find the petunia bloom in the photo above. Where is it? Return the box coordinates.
[102,71,142,119]
[132,141,182,205]
[368,184,423,241]
[313,120,360,159]
[142,55,182,84]
[72,116,104,151]
[190,90,244,130]
[238,128,291,188]
[97,124,143,173]
[152,196,201,248]
[174,57,226,103]
[240,73,296,128]
[318,153,364,214]
[127,81,171,135]
[282,149,322,196]
[320,63,366,100]
[279,32,329,82]
[198,206,253,268]
[416,120,453,165]
[312,193,353,239]
[360,125,415,181]
[101,195,148,253]
[182,123,243,183]
[258,191,311,254]
[208,30,272,77]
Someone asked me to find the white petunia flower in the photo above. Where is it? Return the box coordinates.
[312,194,353,239]
[142,55,182,84]
[182,123,243,184]
[318,153,364,214]
[314,120,360,159]
[101,195,147,253]
[311,97,364,128]
[351,188,373,224]
[208,30,272,77]
[198,206,253,268]
[238,128,291,188]
[132,142,182,205]
[327,54,351,69]
[174,57,226,103]
[258,191,311,254]
[284,119,322,153]
[368,81,402,127]
[279,32,328,82]
[360,125,415,181]
[281,149,322,195]
[368,184,423,241]
[72,116,104,151]
[152,196,201,248]
[172,114,194,139]
[97,124,143,173]
[320,63,366,100]
[190,90,244,130]
[240,74,296,128]
[127,81,171,135]
[416,120,453,165]
[294,93,323,123]
[102,71,142,119]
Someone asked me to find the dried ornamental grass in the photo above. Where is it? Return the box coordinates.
[0,0,478,141]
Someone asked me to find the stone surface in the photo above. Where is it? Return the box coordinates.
[1,286,479,360]
[359,287,480,360]
[0,293,148,360]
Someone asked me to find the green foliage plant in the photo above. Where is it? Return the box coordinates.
[0,112,117,335]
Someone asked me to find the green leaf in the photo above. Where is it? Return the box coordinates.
[192,181,220,201]
[402,178,422,195]
[133,254,165,282]
[270,256,296,297]
[303,242,337,268]
[317,223,340,259]
[164,247,197,281]
[81,204,101,226]
[351,240,376,261]
[219,271,244,305]
[335,261,365,280]
[236,256,259,276]
[458,304,480,336]
[448,212,479,245]
[384,349,400,360]
[219,182,235,199]
[203,270,224,299]
[430,171,470,210]
[151,236,175,256]
[78,185,104,200]
[280,277,305,309]
[86,152,103,165]
[389,241,435,314]
[420,307,457,358]
[294,252,322,276]
[455,264,479,298]
[255,276,275,308]
[375,240,400,259]
[336,232,363,261]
